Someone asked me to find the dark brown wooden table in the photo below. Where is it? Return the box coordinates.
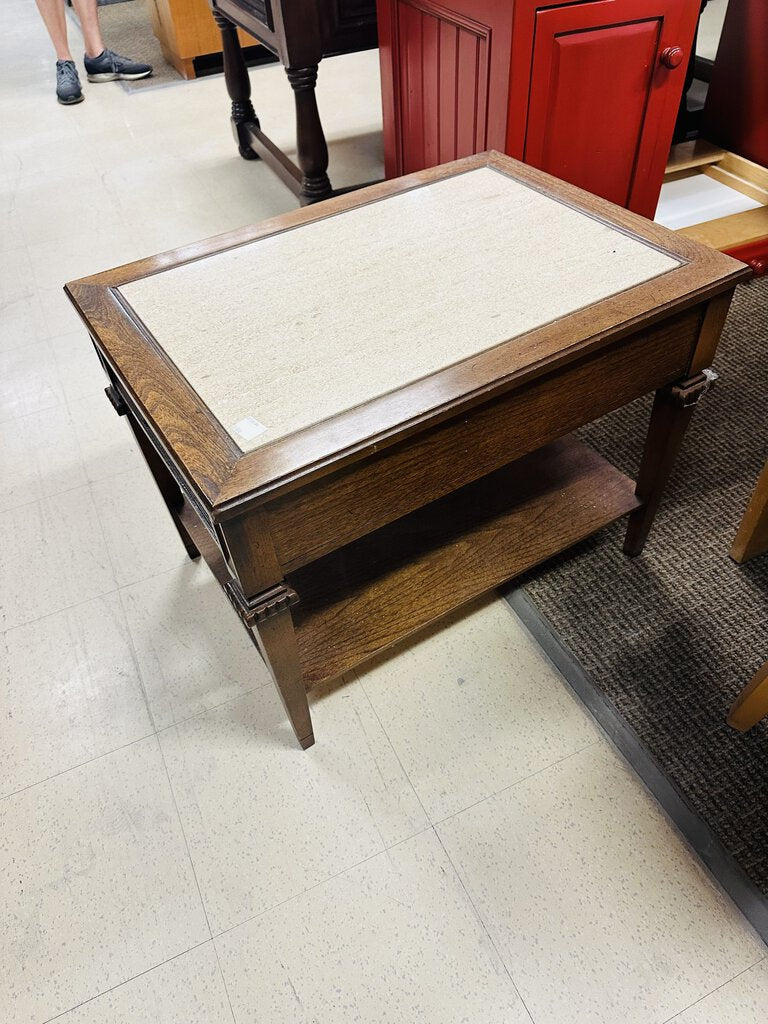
[210,0,377,204]
[65,152,747,749]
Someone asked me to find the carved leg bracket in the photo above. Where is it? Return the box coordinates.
[224,580,300,628]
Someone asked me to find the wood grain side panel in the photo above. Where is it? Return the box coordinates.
[265,306,702,572]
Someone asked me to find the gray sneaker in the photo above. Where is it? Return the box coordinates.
[56,60,84,105]
[84,48,153,82]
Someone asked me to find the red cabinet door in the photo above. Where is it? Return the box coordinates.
[378,0,514,177]
[519,0,697,218]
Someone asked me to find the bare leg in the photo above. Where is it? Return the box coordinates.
[70,0,105,58]
[35,0,104,59]
[34,0,74,60]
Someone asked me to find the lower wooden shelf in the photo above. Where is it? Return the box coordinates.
[179,436,638,690]
[290,436,639,686]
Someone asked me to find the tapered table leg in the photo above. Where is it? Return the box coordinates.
[728,659,768,731]
[730,458,768,563]
[213,11,261,161]
[253,609,314,748]
[286,65,332,204]
[624,371,716,556]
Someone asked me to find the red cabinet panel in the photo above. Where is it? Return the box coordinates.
[378,0,514,177]
[379,0,700,218]
[522,0,694,218]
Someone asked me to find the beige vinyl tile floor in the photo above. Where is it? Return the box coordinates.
[0,2,766,1021]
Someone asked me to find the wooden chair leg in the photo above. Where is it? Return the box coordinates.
[286,65,332,204]
[213,11,261,161]
[253,609,314,749]
[730,458,768,563]
[623,374,711,556]
[728,660,768,732]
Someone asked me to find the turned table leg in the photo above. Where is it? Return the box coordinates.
[214,11,261,161]
[728,659,768,731]
[624,371,716,556]
[286,65,332,204]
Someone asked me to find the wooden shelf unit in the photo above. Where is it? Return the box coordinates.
[182,437,638,689]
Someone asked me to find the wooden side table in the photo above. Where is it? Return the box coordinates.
[209,0,377,204]
[65,152,748,749]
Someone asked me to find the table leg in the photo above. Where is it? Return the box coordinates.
[286,65,332,204]
[730,458,768,563]
[623,371,715,556]
[252,607,315,749]
[728,659,768,731]
[105,386,200,560]
[213,11,261,161]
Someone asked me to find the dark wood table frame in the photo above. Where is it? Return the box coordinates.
[65,153,748,749]
[210,0,378,204]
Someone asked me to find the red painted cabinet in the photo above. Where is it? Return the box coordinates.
[378,0,701,218]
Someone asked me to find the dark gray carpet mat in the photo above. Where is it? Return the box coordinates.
[522,275,768,892]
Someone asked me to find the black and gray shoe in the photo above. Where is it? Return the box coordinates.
[84,48,153,82]
[56,60,84,105]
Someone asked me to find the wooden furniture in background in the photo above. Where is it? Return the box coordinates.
[703,0,768,171]
[65,151,746,749]
[728,661,768,733]
[731,458,768,565]
[148,0,258,79]
[664,142,768,275]
[727,460,768,732]
[378,0,700,218]
[210,0,377,203]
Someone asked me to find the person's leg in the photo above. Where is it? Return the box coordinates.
[35,0,85,104]
[34,0,73,60]
[69,0,105,59]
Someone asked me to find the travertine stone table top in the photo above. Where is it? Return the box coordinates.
[119,166,680,452]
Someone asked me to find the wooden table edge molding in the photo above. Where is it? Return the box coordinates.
[65,151,750,749]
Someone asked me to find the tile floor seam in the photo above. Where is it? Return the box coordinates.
[153,732,217,943]
[149,681,270,737]
[432,827,537,1024]
[0,726,158,803]
[429,736,602,829]
[209,823,437,943]
[209,938,240,1024]
[0,478,93,517]
[39,938,214,1023]
[660,955,768,1023]
[0,580,120,638]
[354,667,432,825]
